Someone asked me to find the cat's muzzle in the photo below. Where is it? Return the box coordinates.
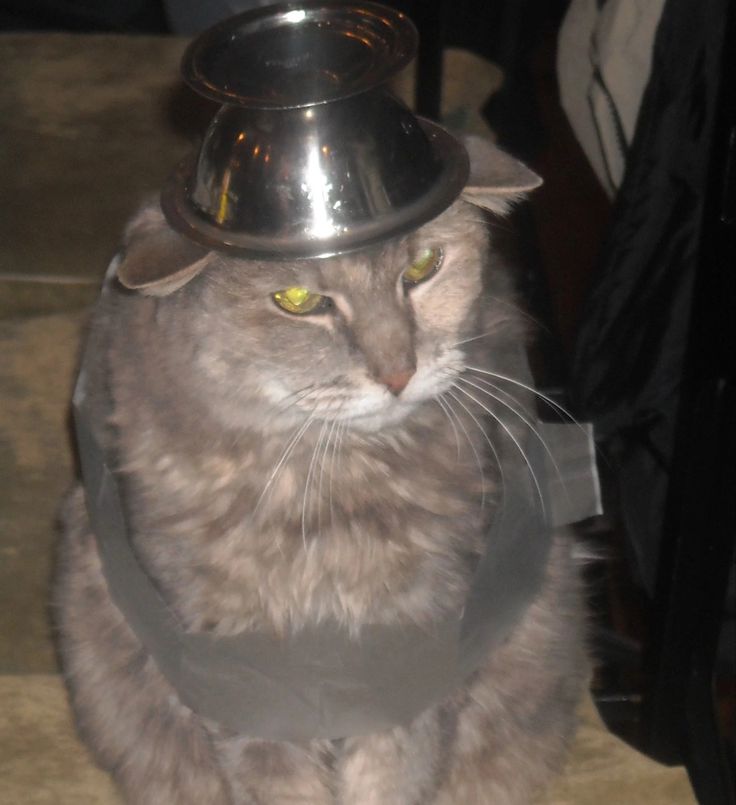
[160,1,469,260]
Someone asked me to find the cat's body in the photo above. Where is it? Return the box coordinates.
[56,145,589,804]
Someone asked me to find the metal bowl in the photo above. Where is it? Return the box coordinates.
[161,1,469,259]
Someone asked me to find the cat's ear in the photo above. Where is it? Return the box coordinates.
[116,203,213,297]
[460,135,542,215]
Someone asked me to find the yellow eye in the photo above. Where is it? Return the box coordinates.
[272,286,329,315]
[402,247,443,286]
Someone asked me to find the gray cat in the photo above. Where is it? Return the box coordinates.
[55,139,589,804]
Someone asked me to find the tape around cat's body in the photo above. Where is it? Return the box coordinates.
[72,256,601,741]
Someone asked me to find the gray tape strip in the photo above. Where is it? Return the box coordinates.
[541,422,602,527]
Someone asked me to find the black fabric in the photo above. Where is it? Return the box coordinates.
[569,0,728,594]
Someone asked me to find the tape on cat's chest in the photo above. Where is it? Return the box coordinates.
[72,263,600,741]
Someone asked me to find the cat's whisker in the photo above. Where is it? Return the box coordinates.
[486,217,516,235]
[302,417,330,549]
[316,413,341,535]
[328,410,348,528]
[434,394,461,462]
[465,365,611,473]
[298,387,352,418]
[444,389,490,511]
[463,365,584,430]
[484,295,550,332]
[336,414,349,478]
[276,382,321,410]
[450,330,499,349]
[444,384,509,510]
[463,374,537,424]
[451,383,546,516]
[455,375,567,500]
[456,376,540,436]
[254,414,315,514]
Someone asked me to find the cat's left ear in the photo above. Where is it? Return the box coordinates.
[460,135,542,215]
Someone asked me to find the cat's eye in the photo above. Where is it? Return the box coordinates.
[272,286,330,315]
[402,247,443,287]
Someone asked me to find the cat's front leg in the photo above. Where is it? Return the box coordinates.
[55,489,233,805]
[431,693,576,805]
[335,708,445,805]
[213,736,335,804]
[431,549,589,805]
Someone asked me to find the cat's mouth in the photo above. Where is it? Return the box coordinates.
[311,363,463,432]
[262,352,464,432]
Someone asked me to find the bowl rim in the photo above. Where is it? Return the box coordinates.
[181,0,418,110]
[160,117,470,260]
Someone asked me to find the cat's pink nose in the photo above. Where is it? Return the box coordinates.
[380,369,415,396]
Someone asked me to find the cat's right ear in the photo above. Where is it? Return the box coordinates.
[460,135,542,216]
[116,203,213,297]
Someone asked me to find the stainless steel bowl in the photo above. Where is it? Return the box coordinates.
[161,1,469,259]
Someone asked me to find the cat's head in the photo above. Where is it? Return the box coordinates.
[115,138,539,433]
